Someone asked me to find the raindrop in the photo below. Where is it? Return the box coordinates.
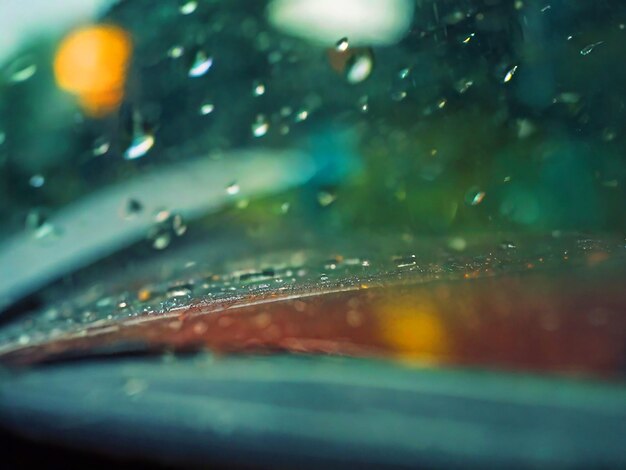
[226,182,240,195]
[167,284,193,298]
[25,209,47,231]
[34,222,61,240]
[188,50,213,77]
[152,232,171,250]
[317,190,337,207]
[252,81,266,96]
[200,102,215,115]
[122,198,143,219]
[335,37,349,52]
[294,109,309,122]
[580,41,603,56]
[179,0,197,15]
[29,174,45,188]
[7,57,37,83]
[455,79,474,94]
[92,137,110,156]
[252,114,269,137]
[398,68,410,79]
[391,90,407,102]
[465,186,486,206]
[168,45,184,59]
[148,210,187,249]
[345,49,374,84]
[124,132,154,160]
[172,213,187,236]
[503,65,518,83]
[124,112,154,160]
[358,96,369,113]
[154,209,171,223]
[461,33,475,44]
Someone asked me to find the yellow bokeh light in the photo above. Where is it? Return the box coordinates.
[376,298,450,364]
[54,24,132,117]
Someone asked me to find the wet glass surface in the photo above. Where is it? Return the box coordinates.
[0,0,625,467]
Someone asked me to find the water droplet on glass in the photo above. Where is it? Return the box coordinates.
[391,90,407,102]
[580,41,603,56]
[465,186,486,206]
[252,81,266,96]
[172,213,187,236]
[500,241,517,250]
[25,209,46,231]
[93,137,110,156]
[124,132,154,160]
[358,96,369,113]
[455,79,474,94]
[345,49,374,84]
[226,182,240,195]
[29,174,45,188]
[122,198,143,219]
[168,45,184,59]
[154,209,171,223]
[252,115,269,137]
[7,57,37,83]
[462,33,475,44]
[335,37,349,52]
[294,109,309,122]
[27,211,61,239]
[200,102,215,115]
[317,190,337,207]
[503,65,518,83]
[152,232,171,250]
[179,0,197,15]
[188,51,213,77]
[167,285,193,298]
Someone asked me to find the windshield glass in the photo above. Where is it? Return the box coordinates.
[1,1,625,468]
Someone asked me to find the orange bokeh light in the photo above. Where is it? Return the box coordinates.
[376,299,450,363]
[54,24,132,117]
